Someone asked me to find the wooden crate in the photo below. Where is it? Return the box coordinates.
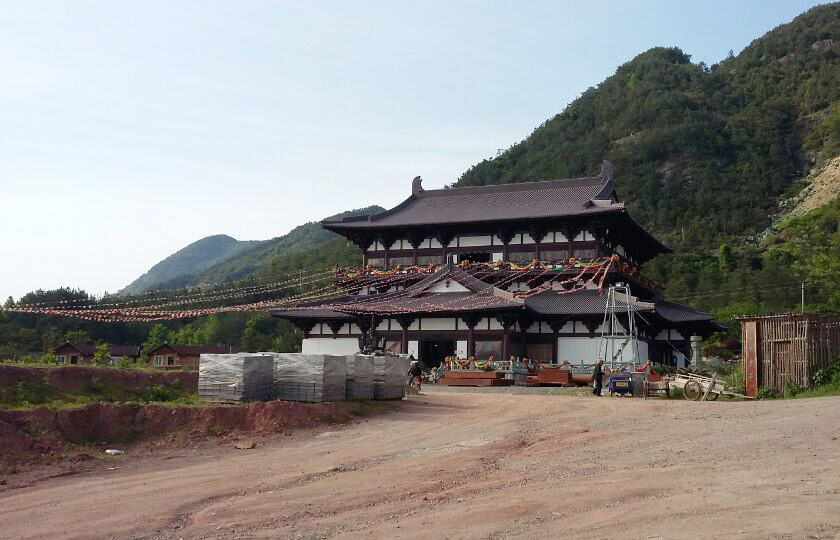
[444,371,505,380]
[537,368,571,386]
[439,377,512,387]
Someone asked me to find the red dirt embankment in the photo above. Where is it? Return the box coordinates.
[0,400,379,473]
[0,364,197,395]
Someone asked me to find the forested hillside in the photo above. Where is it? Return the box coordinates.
[120,235,263,295]
[458,3,840,249]
[128,206,382,292]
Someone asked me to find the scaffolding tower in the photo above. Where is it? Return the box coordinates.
[597,285,641,370]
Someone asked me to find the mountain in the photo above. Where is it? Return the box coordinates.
[125,206,384,293]
[120,235,263,295]
[456,3,840,250]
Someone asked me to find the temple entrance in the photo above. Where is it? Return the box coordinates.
[457,252,492,263]
[420,339,455,368]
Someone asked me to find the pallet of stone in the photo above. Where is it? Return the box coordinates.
[198,353,274,403]
[373,355,410,400]
[198,382,273,403]
[443,371,505,380]
[271,353,346,402]
[345,355,375,400]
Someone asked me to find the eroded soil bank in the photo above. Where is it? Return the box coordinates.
[0,399,392,483]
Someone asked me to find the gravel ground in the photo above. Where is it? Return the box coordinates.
[1,390,839,539]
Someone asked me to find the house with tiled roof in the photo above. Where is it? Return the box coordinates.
[146,344,231,369]
[54,342,141,366]
[272,163,721,369]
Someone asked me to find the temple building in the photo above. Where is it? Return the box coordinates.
[272,163,721,368]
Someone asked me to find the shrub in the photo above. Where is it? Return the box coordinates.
[146,384,176,402]
[812,357,840,387]
[87,376,104,393]
[756,387,781,400]
[15,380,56,406]
[784,379,803,397]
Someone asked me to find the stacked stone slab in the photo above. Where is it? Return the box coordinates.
[373,355,410,400]
[345,355,375,400]
[198,354,273,403]
[271,353,346,402]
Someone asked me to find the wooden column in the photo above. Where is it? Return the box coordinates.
[529,226,547,262]
[518,317,533,358]
[397,316,415,355]
[497,314,517,361]
[497,227,514,262]
[463,315,481,358]
[548,318,569,364]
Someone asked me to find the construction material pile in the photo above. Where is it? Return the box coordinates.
[374,355,410,399]
[272,353,346,403]
[198,354,274,403]
[439,371,512,387]
[345,355,375,400]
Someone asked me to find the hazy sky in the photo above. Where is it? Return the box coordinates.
[0,0,823,300]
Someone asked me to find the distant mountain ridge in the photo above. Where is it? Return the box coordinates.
[119,235,263,295]
[122,206,384,294]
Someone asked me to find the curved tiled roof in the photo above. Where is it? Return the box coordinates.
[653,300,715,323]
[524,289,655,316]
[323,176,621,230]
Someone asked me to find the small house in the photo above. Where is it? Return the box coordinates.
[146,344,231,369]
[53,343,141,366]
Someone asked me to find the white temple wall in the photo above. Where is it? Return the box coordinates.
[656,329,686,341]
[302,338,359,355]
[427,281,470,293]
[557,336,649,364]
[457,235,493,247]
[420,318,458,331]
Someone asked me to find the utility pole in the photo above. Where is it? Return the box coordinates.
[299,269,303,293]
[801,282,805,313]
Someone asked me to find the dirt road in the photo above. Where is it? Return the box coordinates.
[2,390,840,539]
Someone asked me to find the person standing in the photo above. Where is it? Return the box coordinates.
[592,359,604,396]
[408,360,422,392]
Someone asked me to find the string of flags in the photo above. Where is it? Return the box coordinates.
[2,257,619,323]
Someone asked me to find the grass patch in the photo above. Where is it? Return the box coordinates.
[1,377,199,411]
[793,382,840,399]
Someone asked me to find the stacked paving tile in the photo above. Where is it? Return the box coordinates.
[345,355,375,400]
[271,353,346,402]
[373,355,410,400]
[198,353,274,403]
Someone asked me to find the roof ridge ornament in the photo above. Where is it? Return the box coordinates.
[412,176,423,195]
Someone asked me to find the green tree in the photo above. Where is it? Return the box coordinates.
[718,244,736,273]
[63,329,91,344]
[92,343,111,367]
[142,324,173,357]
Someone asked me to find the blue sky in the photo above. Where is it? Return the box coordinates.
[0,0,824,299]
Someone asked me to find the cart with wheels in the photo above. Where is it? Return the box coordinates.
[668,372,752,400]
[608,375,633,397]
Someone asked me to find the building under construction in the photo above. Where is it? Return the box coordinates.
[272,164,722,368]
